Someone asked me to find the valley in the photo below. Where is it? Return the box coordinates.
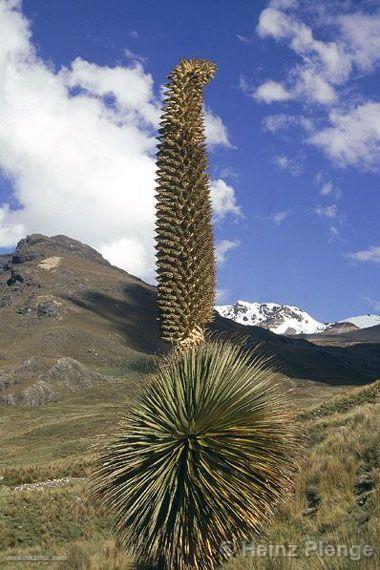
[0,234,379,568]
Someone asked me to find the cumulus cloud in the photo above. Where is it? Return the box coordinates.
[204,108,232,148]
[61,57,160,125]
[215,239,240,265]
[254,80,292,103]
[0,0,231,281]
[254,3,380,108]
[256,6,350,104]
[338,12,380,73]
[252,2,380,170]
[294,68,337,104]
[0,205,24,247]
[348,246,380,264]
[210,179,241,222]
[310,103,380,169]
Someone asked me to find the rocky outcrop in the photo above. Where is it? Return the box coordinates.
[37,299,60,318]
[0,254,11,273]
[0,357,108,405]
[11,234,111,267]
[323,322,358,335]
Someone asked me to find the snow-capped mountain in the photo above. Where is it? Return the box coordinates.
[338,314,380,329]
[216,301,327,335]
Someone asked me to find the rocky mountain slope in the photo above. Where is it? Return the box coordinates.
[215,300,326,335]
[1,234,380,405]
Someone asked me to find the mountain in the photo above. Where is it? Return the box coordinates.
[1,234,380,405]
[338,314,380,329]
[216,300,326,335]
[216,301,380,337]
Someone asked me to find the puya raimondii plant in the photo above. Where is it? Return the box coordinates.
[155,58,216,350]
[90,59,300,570]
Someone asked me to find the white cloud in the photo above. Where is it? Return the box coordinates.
[254,81,292,103]
[257,7,292,40]
[259,209,291,225]
[294,68,337,104]
[100,237,151,277]
[215,239,240,265]
[254,5,380,108]
[60,57,160,126]
[257,7,352,87]
[238,75,251,94]
[329,225,339,237]
[315,171,342,199]
[0,1,157,280]
[124,48,148,65]
[320,182,333,196]
[338,12,380,73]
[0,0,230,282]
[210,179,241,222]
[204,108,232,148]
[250,3,380,171]
[216,288,229,303]
[270,210,290,224]
[274,154,303,176]
[348,246,380,264]
[310,102,380,169]
[269,0,298,9]
[0,204,24,247]
[314,205,338,219]
[236,34,252,44]
[218,166,238,180]
[254,3,380,168]
[263,113,313,133]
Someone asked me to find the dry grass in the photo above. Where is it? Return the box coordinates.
[0,381,379,568]
[224,382,380,569]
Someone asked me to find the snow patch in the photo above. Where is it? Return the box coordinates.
[339,314,380,329]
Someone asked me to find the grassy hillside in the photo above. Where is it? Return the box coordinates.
[1,234,380,406]
[1,381,378,569]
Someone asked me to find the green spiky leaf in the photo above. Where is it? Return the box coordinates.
[90,340,300,569]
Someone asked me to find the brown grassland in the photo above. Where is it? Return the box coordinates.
[0,379,379,569]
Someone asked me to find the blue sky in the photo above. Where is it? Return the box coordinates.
[0,0,379,322]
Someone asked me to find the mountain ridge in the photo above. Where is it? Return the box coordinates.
[216,300,380,336]
[1,234,380,405]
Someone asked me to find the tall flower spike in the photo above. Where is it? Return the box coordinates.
[155,58,217,349]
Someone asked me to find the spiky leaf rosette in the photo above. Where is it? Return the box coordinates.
[90,340,300,569]
[155,59,217,348]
